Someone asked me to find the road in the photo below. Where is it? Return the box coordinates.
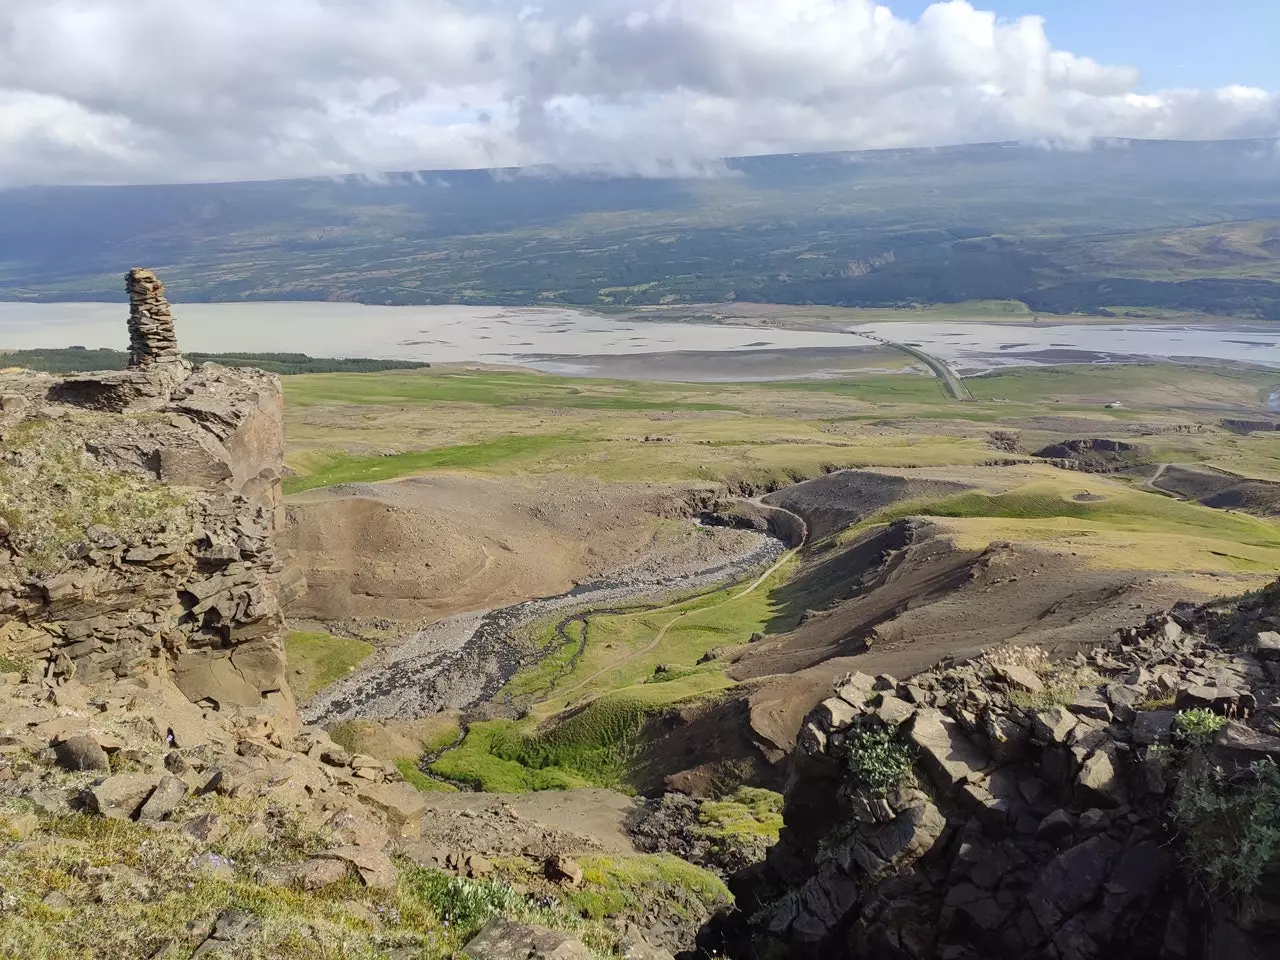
[845,329,974,401]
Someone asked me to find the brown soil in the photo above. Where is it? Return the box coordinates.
[283,474,756,622]
[761,469,974,541]
[403,789,642,859]
[1150,463,1280,517]
[643,520,1216,794]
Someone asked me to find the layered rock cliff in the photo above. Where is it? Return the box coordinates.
[0,269,298,726]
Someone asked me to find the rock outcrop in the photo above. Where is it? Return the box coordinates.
[0,269,296,729]
[726,594,1280,960]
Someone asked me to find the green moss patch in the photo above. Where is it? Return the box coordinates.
[284,630,376,700]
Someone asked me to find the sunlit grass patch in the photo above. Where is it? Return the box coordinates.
[284,630,376,699]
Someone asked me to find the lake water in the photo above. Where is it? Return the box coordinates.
[2,301,1278,380]
[848,320,1280,376]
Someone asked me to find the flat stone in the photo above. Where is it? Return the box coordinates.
[1210,722,1280,772]
[1032,707,1077,745]
[138,775,188,822]
[463,918,592,960]
[1175,684,1239,712]
[85,773,161,821]
[816,696,859,732]
[53,736,110,773]
[873,695,916,727]
[905,709,989,795]
[1029,835,1121,930]
[1069,691,1112,723]
[836,672,877,708]
[995,665,1044,694]
[1132,710,1176,746]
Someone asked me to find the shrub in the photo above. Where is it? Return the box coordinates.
[1173,708,1226,747]
[844,723,914,794]
[1173,757,1280,899]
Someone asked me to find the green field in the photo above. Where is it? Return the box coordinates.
[431,556,798,792]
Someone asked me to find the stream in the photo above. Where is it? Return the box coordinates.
[301,524,787,726]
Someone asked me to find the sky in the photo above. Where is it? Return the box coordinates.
[0,0,1277,187]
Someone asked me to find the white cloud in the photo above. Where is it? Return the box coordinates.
[0,0,1275,186]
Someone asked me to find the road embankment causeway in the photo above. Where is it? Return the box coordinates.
[302,525,787,726]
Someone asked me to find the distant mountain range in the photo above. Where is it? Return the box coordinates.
[2,138,1279,318]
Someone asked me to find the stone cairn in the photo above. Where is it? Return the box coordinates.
[126,268,187,371]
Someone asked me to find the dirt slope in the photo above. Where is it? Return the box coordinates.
[643,521,1212,794]
[283,474,752,622]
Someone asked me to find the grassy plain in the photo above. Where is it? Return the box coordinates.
[281,360,1279,792]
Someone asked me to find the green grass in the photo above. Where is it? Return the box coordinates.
[394,759,459,794]
[432,674,736,792]
[284,434,580,493]
[564,854,731,921]
[283,630,376,699]
[0,795,621,960]
[692,788,784,856]
[758,374,949,403]
[285,370,738,412]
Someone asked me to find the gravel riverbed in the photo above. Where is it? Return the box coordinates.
[302,526,786,725]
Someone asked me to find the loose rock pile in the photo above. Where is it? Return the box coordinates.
[742,602,1280,959]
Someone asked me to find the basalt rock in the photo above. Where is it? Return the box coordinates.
[724,603,1280,960]
[0,269,297,731]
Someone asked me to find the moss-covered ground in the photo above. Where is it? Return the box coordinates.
[284,630,377,700]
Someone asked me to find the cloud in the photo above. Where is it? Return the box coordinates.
[0,0,1275,186]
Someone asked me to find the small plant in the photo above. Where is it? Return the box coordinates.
[1136,693,1176,711]
[1173,757,1280,899]
[844,723,914,794]
[1009,685,1076,712]
[1174,708,1226,747]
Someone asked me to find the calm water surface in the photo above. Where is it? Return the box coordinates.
[2,302,1278,378]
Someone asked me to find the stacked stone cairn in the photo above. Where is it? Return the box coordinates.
[749,604,1280,959]
[126,267,189,374]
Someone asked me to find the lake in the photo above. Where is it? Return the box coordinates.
[2,301,1278,380]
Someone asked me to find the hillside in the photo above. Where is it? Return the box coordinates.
[3,139,1280,317]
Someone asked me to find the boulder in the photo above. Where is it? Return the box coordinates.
[816,697,859,733]
[545,854,584,887]
[1028,835,1121,930]
[1075,743,1128,809]
[463,918,593,960]
[356,781,426,838]
[1068,691,1112,723]
[1210,723,1280,772]
[53,736,110,773]
[85,773,161,821]
[995,665,1044,694]
[313,846,397,890]
[1031,707,1077,746]
[137,775,188,821]
[905,709,989,796]
[1255,631,1280,662]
